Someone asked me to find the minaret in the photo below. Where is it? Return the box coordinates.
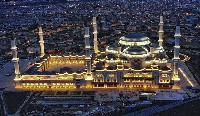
[173,18,181,79]
[118,43,121,57]
[93,17,98,54]
[158,11,164,48]
[38,26,45,57]
[11,39,20,77]
[85,27,92,80]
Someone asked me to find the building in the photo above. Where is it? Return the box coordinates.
[13,14,181,90]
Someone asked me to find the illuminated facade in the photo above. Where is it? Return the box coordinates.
[13,15,181,90]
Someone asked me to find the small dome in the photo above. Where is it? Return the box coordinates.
[122,33,149,42]
[107,46,118,51]
[150,43,159,48]
[155,54,166,59]
[106,43,119,53]
[160,66,171,71]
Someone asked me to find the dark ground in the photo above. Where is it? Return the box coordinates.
[152,99,200,116]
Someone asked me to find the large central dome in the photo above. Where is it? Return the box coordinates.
[107,33,151,57]
[119,33,150,46]
[122,33,148,42]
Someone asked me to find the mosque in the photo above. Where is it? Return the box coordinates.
[12,13,181,89]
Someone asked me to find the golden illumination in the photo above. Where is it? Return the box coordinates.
[14,24,186,91]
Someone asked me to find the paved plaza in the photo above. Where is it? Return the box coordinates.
[0,59,37,91]
[45,63,86,72]
[179,61,199,88]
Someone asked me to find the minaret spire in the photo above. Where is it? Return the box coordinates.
[38,25,45,57]
[173,17,181,79]
[11,38,20,77]
[93,17,98,54]
[84,27,92,80]
[158,10,164,48]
